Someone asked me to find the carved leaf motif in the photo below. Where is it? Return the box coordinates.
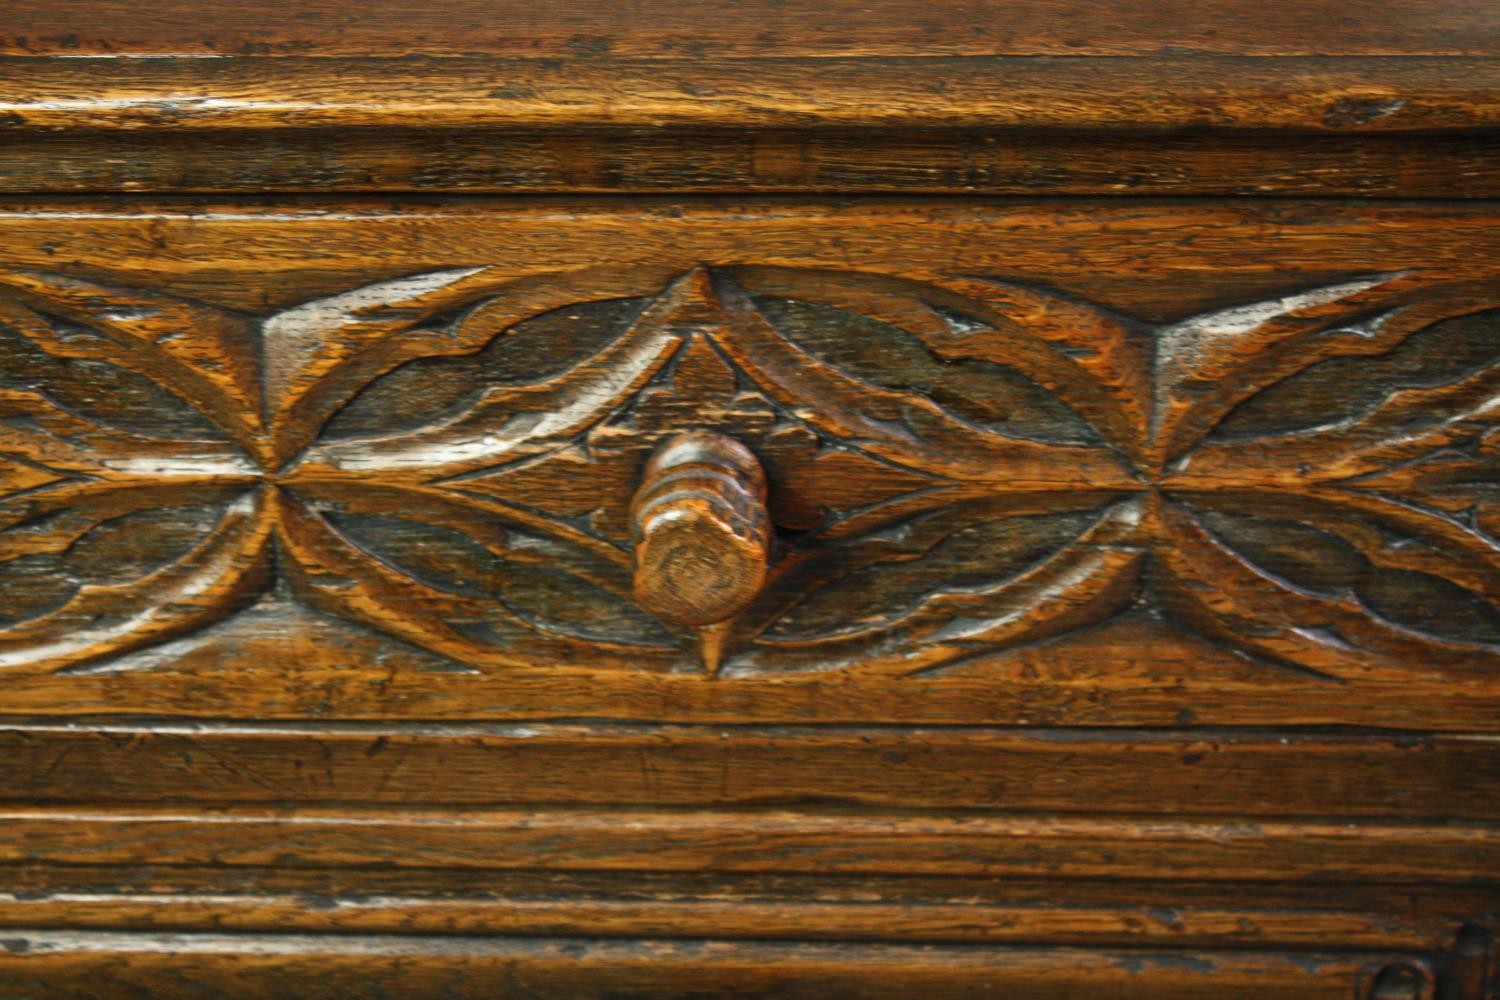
[261,264,688,464]
[1148,288,1500,676]
[292,271,710,482]
[731,497,1145,676]
[273,266,1500,677]
[713,273,1136,490]
[0,273,265,460]
[1150,271,1428,468]
[274,486,679,671]
[1152,493,1500,676]
[1174,296,1500,489]
[0,489,273,672]
[731,268,1158,468]
[278,265,1154,672]
[0,276,271,671]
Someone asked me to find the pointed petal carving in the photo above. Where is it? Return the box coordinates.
[714,274,1136,489]
[291,269,706,480]
[0,273,264,460]
[1151,272,1423,468]
[1171,295,1500,491]
[0,488,273,672]
[1152,495,1498,678]
[0,386,258,487]
[261,264,689,464]
[274,487,680,672]
[732,497,1145,676]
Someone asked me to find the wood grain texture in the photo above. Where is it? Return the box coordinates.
[3,723,1497,820]
[0,931,1439,1000]
[2,2,1499,200]
[2,867,1490,951]
[5,0,1499,58]
[7,128,1500,198]
[631,430,771,637]
[0,199,1495,726]
[6,806,1498,885]
[0,55,1496,134]
[2,5,1498,980]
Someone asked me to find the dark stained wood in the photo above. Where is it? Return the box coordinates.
[2,723,1498,820]
[9,129,1500,198]
[1,4,1498,994]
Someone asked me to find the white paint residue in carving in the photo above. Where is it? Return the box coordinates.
[1159,275,1397,350]
[103,453,259,478]
[260,267,488,398]
[313,333,677,472]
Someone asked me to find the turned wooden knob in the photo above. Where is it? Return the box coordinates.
[630,431,771,628]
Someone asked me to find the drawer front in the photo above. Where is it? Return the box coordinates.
[0,197,1497,997]
[0,198,1496,728]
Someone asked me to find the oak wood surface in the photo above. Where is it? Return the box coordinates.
[0,931,1425,1000]
[6,0,1499,58]
[3,55,1497,134]
[2,868,1489,950]
[6,128,1500,198]
[2,722,1497,819]
[6,806,1499,885]
[2,6,1498,990]
[0,198,1496,728]
[2,2,1498,198]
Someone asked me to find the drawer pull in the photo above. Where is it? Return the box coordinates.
[630,430,771,629]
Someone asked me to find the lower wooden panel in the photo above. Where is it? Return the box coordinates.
[0,932,1438,1000]
[3,867,1493,952]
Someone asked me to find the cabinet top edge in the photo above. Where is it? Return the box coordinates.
[4,0,1500,61]
[2,54,1499,136]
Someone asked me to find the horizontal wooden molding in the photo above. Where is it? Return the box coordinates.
[2,723,1497,820]
[2,865,1492,951]
[0,887,1477,951]
[3,807,1497,885]
[7,128,1500,198]
[6,0,1499,60]
[0,56,1497,134]
[0,930,1434,1000]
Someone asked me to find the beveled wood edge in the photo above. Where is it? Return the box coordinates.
[5,668,1498,729]
[6,0,1500,61]
[1,55,1497,133]
[2,865,1492,951]
[0,930,1435,1000]
[0,884,1484,951]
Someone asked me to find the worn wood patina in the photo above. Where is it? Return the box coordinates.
[0,2,1496,997]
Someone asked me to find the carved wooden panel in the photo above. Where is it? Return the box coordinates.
[0,200,1496,726]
